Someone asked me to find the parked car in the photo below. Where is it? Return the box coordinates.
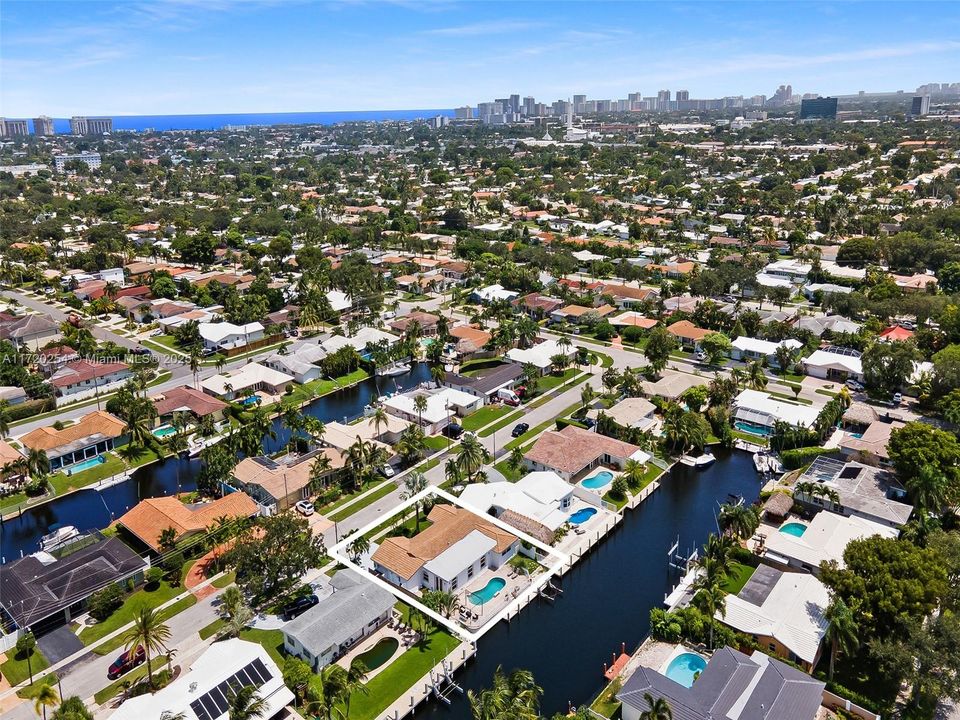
[282,593,319,620]
[379,464,395,478]
[845,379,864,391]
[108,646,145,679]
[695,350,708,363]
[130,346,152,356]
[443,423,464,439]
[295,500,314,516]
[893,392,903,404]
[511,422,530,438]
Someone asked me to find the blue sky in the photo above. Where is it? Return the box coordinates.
[2,1,959,116]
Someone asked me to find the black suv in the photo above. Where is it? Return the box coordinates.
[282,593,319,620]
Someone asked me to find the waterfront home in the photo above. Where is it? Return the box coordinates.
[757,510,898,575]
[524,425,648,482]
[383,387,482,435]
[730,336,803,366]
[49,359,133,398]
[389,311,440,337]
[230,449,344,512]
[801,346,863,382]
[199,321,265,351]
[441,363,523,403]
[617,646,825,720]
[263,346,325,383]
[459,471,576,542]
[118,492,258,552]
[324,414,407,450]
[201,362,294,401]
[592,397,657,432]
[151,385,227,427]
[838,419,903,467]
[447,324,492,359]
[732,389,820,434]
[372,504,519,593]
[794,457,912,528]
[320,326,399,355]
[0,439,24,480]
[109,638,293,720]
[666,320,710,350]
[640,370,710,402]
[282,570,395,672]
[0,313,60,350]
[505,339,576,375]
[20,410,127,472]
[0,532,147,631]
[716,564,828,671]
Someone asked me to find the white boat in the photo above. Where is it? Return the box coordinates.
[376,363,410,377]
[39,525,80,552]
[680,452,715,469]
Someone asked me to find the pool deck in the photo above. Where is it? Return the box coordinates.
[336,621,418,682]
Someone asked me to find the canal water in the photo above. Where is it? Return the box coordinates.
[421,448,760,718]
[0,364,433,561]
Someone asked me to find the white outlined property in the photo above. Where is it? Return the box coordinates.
[329,486,569,643]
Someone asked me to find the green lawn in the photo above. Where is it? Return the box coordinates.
[591,677,623,719]
[143,334,184,353]
[80,578,193,647]
[284,369,370,405]
[493,459,523,482]
[535,367,580,393]
[458,359,506,377]
[238,627,285,666]
[0,646,50,685]
[721,562,756,595]
[199,618,226,641]
[602,490,629,509]
[47,447,164,495]
[422,434,450,451]
[731,429,770,447]
[479,409,524,437]
[347,605,461,720]
[93,661,154,705]
[329,480,398,522]
[461,404,513,431]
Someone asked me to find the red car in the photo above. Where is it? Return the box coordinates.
[108,646,145,679]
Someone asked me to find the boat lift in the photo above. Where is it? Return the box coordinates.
[430,660,463,705]
[667,535,698,574]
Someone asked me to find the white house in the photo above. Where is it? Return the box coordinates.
[505,339,576,375]
[383,387,482,434]
[109,638,293,720]
[326,290,353,314]
[471,284,519,304]
[201,362,294,400]
[730,337,803,367]
[371,505,519,594]
[199,321,264,351]
[321,326,400,355]
[801,346,863,382]
[732,389,820,433]
[459,472,575,535]
[263,341,327,383]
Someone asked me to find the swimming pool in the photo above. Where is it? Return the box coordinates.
[663,652,707,688]
[734,421,773,437]
[354,637,400,671]
[568,507,597,524]
[779,522,808,537]
[468,577,506,605]
[69,456,105,474]
[239,395,258,406]
[152,424,177,438]
[848,432,864,439]
[581,470,613,490]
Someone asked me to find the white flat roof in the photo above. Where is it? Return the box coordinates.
[803,349,863,375]
[732,337,802,355]
[764,511,898,569]
[199,321,263,343]
[423,529,496,581]
[506,340,574,369]
[384,387,477,424]
[201,362,293,395]
[734,389,820,429]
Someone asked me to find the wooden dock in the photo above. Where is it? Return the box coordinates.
[377,641,476,720]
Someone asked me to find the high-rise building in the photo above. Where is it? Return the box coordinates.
[627,92,642,103]
[769,84,793,106]
[54,152,102,172]
[911,95,931,116]
[509,94,520,114]
[572,94,586,113]
[675,90,690,102]
[32,116,55,135]
[799,97,838,120]
[657,90,671,111]
[70,116,113,134]
[0,119,30,136]
[454,106,474,119]
[522,96,536,116]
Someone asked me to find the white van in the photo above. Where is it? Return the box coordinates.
[497,388,520,406]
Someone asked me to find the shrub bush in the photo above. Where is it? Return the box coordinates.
[88,584,125,621]
[781,446,833,469]
[144,567,163,587]
[6,398,55,421]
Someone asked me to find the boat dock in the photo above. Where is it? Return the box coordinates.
[377,641,476,720]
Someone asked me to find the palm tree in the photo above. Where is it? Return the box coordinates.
[468,666,542,720]
[692,581,726,650]
[580,384,596,409]
[371,405,389,440]
[122,607,171,689]
[0,400,9,439]
[746,361,767,391]
[26,448,50,478]
[457,434,489,482]
[413,393,428,428]
[28,682,59,720]
[400,471,428,532]
[824,596,859,681]
[189,345,203,390]
[717,502,760,540]
[218,586,252,638]
[622,458,646,490]
[347,534,370,563]
[430,364,446,385]
[227,686,269,720]
[906,464,949,514]
[640,693,673,720]
[342,659,370,719]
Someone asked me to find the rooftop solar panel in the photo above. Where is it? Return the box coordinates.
[187,659,272,720]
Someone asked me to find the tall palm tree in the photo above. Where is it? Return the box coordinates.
[640,693,673,720]
[371,405,389,441]
[342,659,370,719]
[122,607,171,689]
[457,434,489,482]
[413,394,428,428]
[218,586,252,638]
[717,502,760,540]
[28,682,59,720]
[692,581,726,650]
[347,534,370,563]
[400,471,428,532]
[227,686,269,720]
[189,345,203,390]
[468,666,542,720]
[824,596,859,681]
[906,465,949,514]
[26,448,50,479]
[746,361,767,391]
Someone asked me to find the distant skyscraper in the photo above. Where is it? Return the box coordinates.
[70,116,113,134]
[675,90,690,102]
[657,90,671,111]
[54,152,102,172]
[572,94,586,113]
[769,84,793,106]
[0,119,30,136]
[32,116,55,135]
[454,106,474,119]
[509,94,520,113]
[522,96,536,116]
[799,97,838,120]
[911,95,931,116]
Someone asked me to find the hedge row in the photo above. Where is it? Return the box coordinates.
[781,446,834,470]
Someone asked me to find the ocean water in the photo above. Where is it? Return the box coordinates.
[43,109,454,133]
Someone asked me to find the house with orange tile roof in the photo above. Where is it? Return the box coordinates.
[20,410,127,472]
[118,492,258,552]
[647,261,695,278]
[523,425,649,482]
[878,325,914,342]
[150,385,228,426]
[230,449,344,511]
[371,504,519,593]
[550,304,616,324]
[666,320,711,349]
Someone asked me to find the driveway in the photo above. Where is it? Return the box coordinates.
[37,625,85,665]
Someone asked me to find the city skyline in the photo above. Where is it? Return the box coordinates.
[2,0,960,116]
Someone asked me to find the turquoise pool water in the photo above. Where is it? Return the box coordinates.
[664,652,707,688]
[468,577,506,605]
[734,421,773,437]
[152,425,177,438]
[581,470,613,490]
[779,522,808,537]
[239,395,258,406]
[569,508,597,524]
[849,432,864,439]
[69,456,105,474]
